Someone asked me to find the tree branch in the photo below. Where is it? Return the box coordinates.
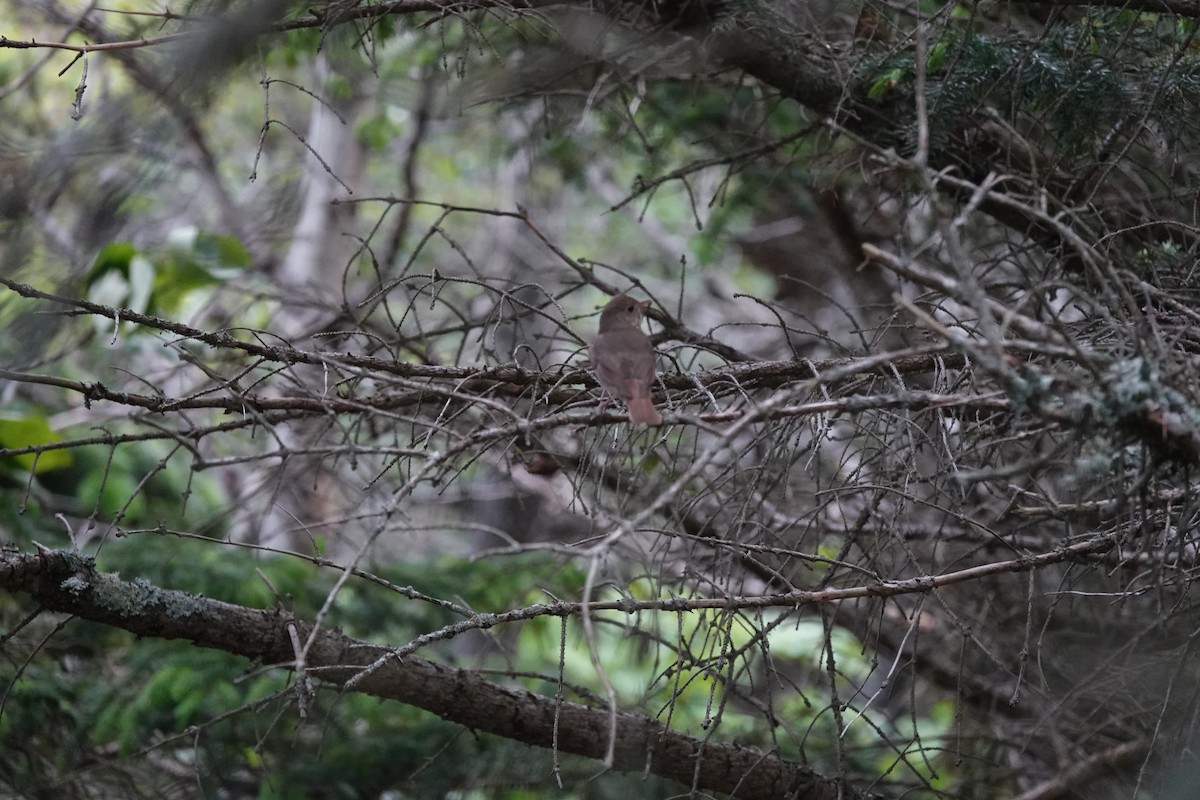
[0,548,881,800]
[1010,739,1150,800]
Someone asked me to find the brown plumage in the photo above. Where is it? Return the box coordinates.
[590,294,662,426]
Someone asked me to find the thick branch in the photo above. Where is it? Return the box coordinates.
[1010,739,1150,800]
[0,548,880,800]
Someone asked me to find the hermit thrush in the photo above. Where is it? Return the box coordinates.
[590,294,662,425]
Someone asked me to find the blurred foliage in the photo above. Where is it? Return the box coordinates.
[85,230,250,320]
[7,0,1189,796]
[0,394,935,795]
[859,9,1200,163]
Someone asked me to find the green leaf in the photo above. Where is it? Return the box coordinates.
[191,231,252,271]
[927,41,949,72]
[0,414,72,473]
[84,245,155,314]
[358,114,397,152]
[86,242,137,285]
[868,67,904,99]
[149,229,250,313]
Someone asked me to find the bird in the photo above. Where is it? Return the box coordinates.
[590,294,662,425]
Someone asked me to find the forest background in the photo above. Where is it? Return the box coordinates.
[2,1,1200,798]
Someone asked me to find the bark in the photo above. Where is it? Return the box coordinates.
[0,548,884,800]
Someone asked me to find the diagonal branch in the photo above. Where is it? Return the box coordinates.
[0,548,883,800]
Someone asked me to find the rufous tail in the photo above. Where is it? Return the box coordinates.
[626,391,662,426]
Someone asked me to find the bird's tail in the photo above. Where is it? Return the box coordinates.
[626,389,662,426]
